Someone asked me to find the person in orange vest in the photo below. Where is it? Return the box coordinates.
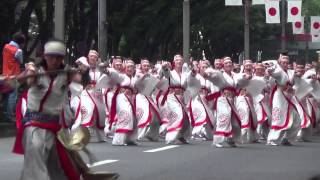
[1,32,26,122]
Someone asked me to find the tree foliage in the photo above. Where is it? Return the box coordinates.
[0,0,320,64]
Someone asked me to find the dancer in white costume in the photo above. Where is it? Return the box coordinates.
[103,57,124,137]
[136,59,161,141]
[101,59,143,145]
[160,55,195,144]
[304,67,320,134]
[12,41,82,180]
[253,63,272,140]
[73,51,106,142]
[266,56,301,146]
[291,64,314,142]
[295,66,320,141]
[189,60,215,140]
[205,57,250,148]
[235,60,259,143]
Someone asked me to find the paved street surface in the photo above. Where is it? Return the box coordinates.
[1,135,320,180]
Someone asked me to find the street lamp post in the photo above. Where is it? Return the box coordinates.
[244,0,250,59]
[183,0,190,62]
[281,0,286,51]
[54,0,65,40]
[98,0,107,62]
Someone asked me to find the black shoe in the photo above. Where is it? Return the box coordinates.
[178,137,189,144]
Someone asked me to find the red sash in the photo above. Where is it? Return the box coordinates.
[12,121,80,180]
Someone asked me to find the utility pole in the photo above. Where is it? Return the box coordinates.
[304,1,309,63]
[281,0,286,51]
[98,0,107,61]
[183,0,190,62]
[54,0,65,40]
[244,0,250,59]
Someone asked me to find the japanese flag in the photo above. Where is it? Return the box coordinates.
[287,0,302,23]
[310,16,320,35]
[292,17,304,34]
[252,0,265,5]
[225,0,242,6]
[265,0,280,24]
[311,34,320,43]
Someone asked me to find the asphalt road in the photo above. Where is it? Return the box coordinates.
[1,135,320,180]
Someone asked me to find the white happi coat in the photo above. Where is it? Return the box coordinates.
[161,68,192,143]
[74,68,106,130]
[303,69,320,129]
[189,73,215,138]
[18,66,74,180]
[135,73,161,140]
[205,69,248,143]
[102,70,141,135]
[268,66,300,142]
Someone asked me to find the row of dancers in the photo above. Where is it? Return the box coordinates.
[16,49,320,147]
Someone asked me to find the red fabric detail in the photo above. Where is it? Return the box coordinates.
[206,91,221,101]
[115,129,133,133]
[137,104,152,128]
[16,90,28,129]
[271,91,296,130]
[214,131,233,137]
[222,87,237,94]
[308,98,317,128]
[167,95,187,132]
[38,77,55,112]
[226,98,241,127]
[258,102,268,125]
[298,100,310,128]
[160,86,185,106]
[156,90,162,107]
[188,99,196,126]
[12,121,80,180]
[244,98,256,130]
[104,88,111,111]
[269,85,278,108]
[147,96,162,124]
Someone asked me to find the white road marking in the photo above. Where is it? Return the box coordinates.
[143,145,180,153]
[87,159,119,168]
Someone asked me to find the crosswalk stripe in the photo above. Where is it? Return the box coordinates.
[143,145,180,152]
[87,159,119,168]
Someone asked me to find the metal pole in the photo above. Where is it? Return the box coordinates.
[244,0,250,59]
[183,0,190,62]
[54,0,65,40]
[98,0,107,61]
[281,0,286,51]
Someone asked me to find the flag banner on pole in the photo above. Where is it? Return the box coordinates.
[292,17,304,34]
[252,0,265,5]
[265,0,280,24]
[311,16,320,35]
[287,0,302,23]
[225,0,242,6]
[311,34,320,43]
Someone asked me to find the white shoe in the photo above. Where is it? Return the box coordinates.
[215,143,224,148]
[266,141,278,146]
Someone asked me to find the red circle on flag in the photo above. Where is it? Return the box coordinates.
[291,7,299,16]
[269,8,277,16]
[295,22,302,28]
[314,22,320,29]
